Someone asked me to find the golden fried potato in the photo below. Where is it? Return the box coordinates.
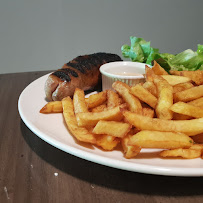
[112,81,142,114]
[92,120,131,138]
[73,88,88,114]
[190,144,203,150]
[62,97,96,144]
[174,85,203,102]
[76,105,124,127]
[121,135,141,159]
[172,97,203,120]
[96,134,120,151]
[160,148,201,159]
[151,60,168,75]
[170,102,203,118]
[122,111,203,136]
[130,84,157,108]
[170,70,203,85]
[106,90,121,109]
[142,107,155,118]
[153,75,173,120]
[173,82,194,94]
[161,75,191,86]
[91,104,107,112]
[142,81,158,97]
[40,101,63,113]
[129,130,193,149]
[86,91,107,109]
[188,97,203,108]
[145,65,156,82]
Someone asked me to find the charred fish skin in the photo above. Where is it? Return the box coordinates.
[53,53,122,82]
[45,52,122,101]
[52,68,78,82]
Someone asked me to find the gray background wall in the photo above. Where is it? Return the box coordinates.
[0,0,202,74]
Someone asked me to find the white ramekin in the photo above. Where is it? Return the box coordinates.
[100,61,147,90]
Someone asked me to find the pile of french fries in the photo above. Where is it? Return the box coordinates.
[40,61,203,159]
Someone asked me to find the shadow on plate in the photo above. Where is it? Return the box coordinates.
[20,120,203,196]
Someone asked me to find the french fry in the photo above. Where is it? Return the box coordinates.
[174,85,203,102]
[170,102,203,118]
[121,135,141,159]
[188,97,203,108]
[122,111,203,136]
[40,101,63,113]
[62,97,96,144]
[151,60,168,75]
[73,88,88,114]
[170,70,203,85]
[142,81,158,97]
[153,75,173,120]
[161,75,191,86]
[92,120,131,138]
[106,90,121,109]
[129,130,193,149]
[91,104,107,112]
[173,82,194,94]
[76,105,124,127]
[160,148,201,159]
[96,134,120,151]
[142,107,154,118]
[86,91,107,109]
[173,97,203,120]
[145,65,156,82]
[130,84,157,108]
[112,81,142,114]
[190,144,203,150]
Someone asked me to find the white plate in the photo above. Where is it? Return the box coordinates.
[18,73,203,177]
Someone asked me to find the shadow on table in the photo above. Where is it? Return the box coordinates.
[20,120,203,196]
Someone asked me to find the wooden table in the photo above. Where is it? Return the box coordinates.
[0,71,203,203]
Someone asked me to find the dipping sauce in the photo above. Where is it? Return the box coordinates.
[100,61,147,90]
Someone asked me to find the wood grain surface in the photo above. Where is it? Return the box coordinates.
[0,71,203,203]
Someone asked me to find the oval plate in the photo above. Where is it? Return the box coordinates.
[18,73,203,177]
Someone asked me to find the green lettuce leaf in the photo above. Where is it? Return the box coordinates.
[121,36,203,71]
[121,36,156,64]
[169,47,203,71]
